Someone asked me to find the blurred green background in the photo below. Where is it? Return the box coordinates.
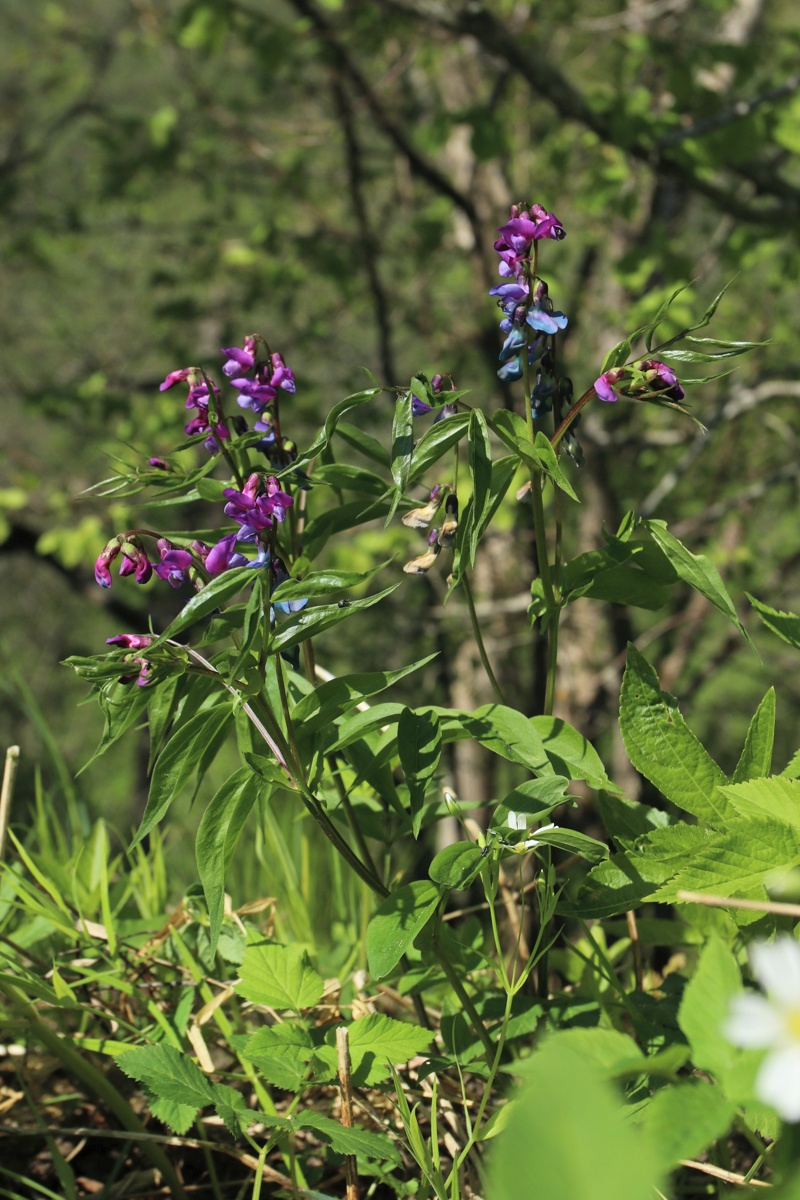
[3,0,800,897]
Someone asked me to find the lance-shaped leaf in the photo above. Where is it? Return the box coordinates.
[386,388,414,525]
[748,594,800,650]
[292,654,437,738]
[398,707,442,837]
[293,387,382,468]
[733,688,776,783]
[196,766,263,952]
[147,567,254,649]
[408,411,470,483]
[269,585,399,652]
[133,702,234,846]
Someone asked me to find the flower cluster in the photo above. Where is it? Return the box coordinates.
[593,359,685,406]
[159,336,296,458]
[489,203,569,420]
[402,486,459,576]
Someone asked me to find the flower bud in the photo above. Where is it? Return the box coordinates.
[437,495,459,547]
[403,529,442,575]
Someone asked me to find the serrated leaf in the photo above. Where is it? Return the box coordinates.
[148,1095,198,1134]
[210,1082,253,1136]
[299,1111,401,1162]
[748,593,800,650]
[133,703,234,847]
[366,880,441,979]
[660,815,800,904]
[644,521,752,645]
[317,1013,434,1086]
[113,1044,215,1109]
[722,776,800,823]
[241,1024,321,1091]
[619,646,731,825]
[236,942,325,1010]
[733,688,775,782]
[196,767,262,953]
[398,708,442,837]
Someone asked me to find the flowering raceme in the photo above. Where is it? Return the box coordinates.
[594,360,685,405]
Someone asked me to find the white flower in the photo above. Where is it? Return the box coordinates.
[725,937,800,1121]
[523,822,557,849]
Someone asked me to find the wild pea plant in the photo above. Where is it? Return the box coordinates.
[55,202,800,1198]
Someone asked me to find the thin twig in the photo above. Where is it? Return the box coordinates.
[336,1027,359,1200]
[0,745,20,862]
[626,909,644,991]
[677,891,800,918]
[678,1158,771,1188]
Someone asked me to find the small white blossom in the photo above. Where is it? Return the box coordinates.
[725,937,800,1121]
[523,822,556,850]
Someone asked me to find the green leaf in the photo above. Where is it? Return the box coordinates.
[148,567,254,649]
[133,703,234,846]
[453,704,551,773]
[619,646,732,825]
[299,1112,401,1162]
[335,420,391,467]
[748,594,800,650]
[312,462,387,497]
[528,827,609,864]
[531,716,619,791]
[429,842,484,889]
[490,1038,663,1200]
[601,335,634,372]
[644,521,752,646]
[196,767,262,954]
[366,880,441,979]
[677,936,741,1080]
[271,562,388,604]
[398,708,442,837]
[295,388,382,468]
[733,688,776,782]
[236,942,325,1010]
[491,776,573,831]
[292,655,437,737]
[644,284,692,352]
[639,1080,736,1170]
[148,1095,198,1134]
[211,1082,253,1136]
[270,585,399,652]
[408,412,470,483]
[531,431,578,501]
[113,1044,214,1109]
[722,775,800,822]
[318,1014,434,1086]
[468,409,493,554]
[387,389,414,523]
[659,815,800,904]
[241,1024,320,1091]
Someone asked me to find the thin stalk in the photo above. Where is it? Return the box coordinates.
[328,755,381,885]
[550,385,595,451]
[482,867,511,993]
[274,652,304,783]
[543,614,559,717]
[461,574,506,704]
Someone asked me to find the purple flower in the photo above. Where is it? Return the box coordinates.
[223,475,293,538]
[639,359,685,402]
[106,634,154,651]
[221,346,256,378]
[230,377,278,414]
[594,369,626,403]
[160,367,202,392]
[94,538,121,588]
[205,532,248,576]
[269,351,296,394]
[153,539,194,589]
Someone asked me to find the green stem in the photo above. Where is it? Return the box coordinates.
[550,385,595,451]
[461,573,506,704]
[328,755,382,885]
[0,979,187,1200]
[543,612,559,717]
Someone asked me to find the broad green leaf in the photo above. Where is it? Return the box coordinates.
[113,1043,215,1109]
[299,1112,401,1162]
[619,646,731,825]
[490,1037,663,1200]
[429,842,484,890]
[270,585,399,652]
[644,521,752,646]
[748,594,800,650]
[595,793,669,842]
[531,716,619,791]
[149,1095,198,1135]
[408,411,470,482]
[133,703,234,846]
[196,766,262,953]
[236,942,325,1010]
[491,776,573,831]
[366,880,441,979]
[452,704,551,773]
[317,1013,434,1086]
[514,1028,643,1078]
[291,655,437,737]
[678,936,741,1080]
[733,688,776,782]
[211,1082,253,1136]
[659,815,800,903]
[639,1080,735,1170]
[241,1024,320,1091]
[398,708,442,837]
[721,776,800,823]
